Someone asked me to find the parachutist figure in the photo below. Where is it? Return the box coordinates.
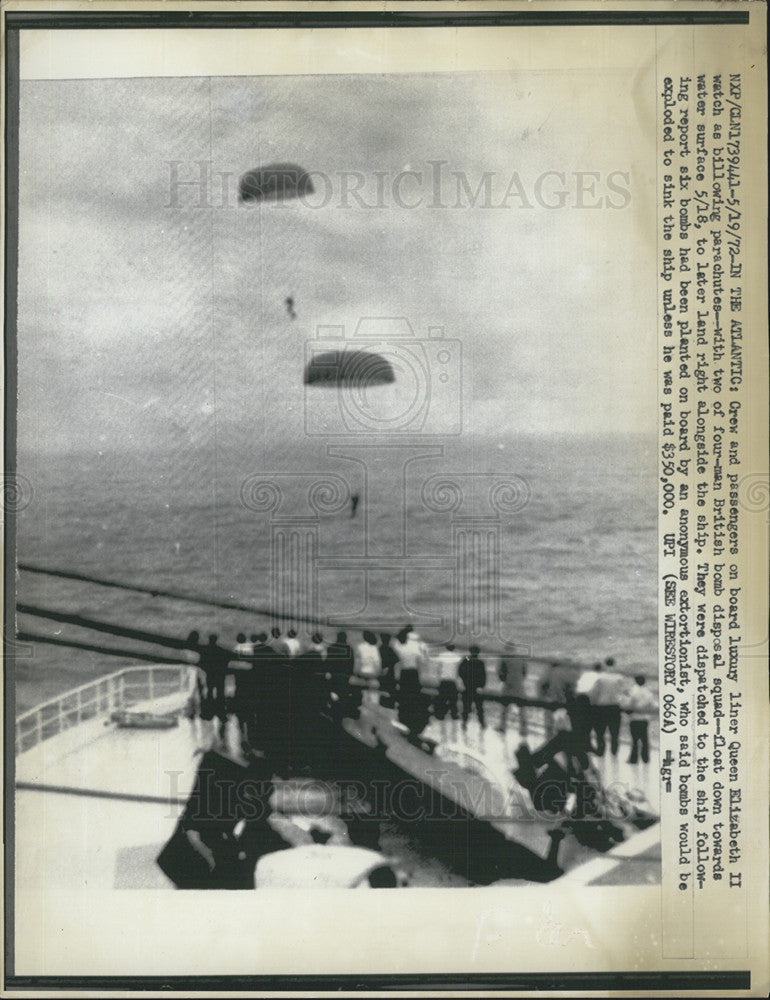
[285,296,296,320]
[350,493,360,518]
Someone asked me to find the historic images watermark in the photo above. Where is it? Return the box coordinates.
[163,768,643,827]
[165,160,633,211]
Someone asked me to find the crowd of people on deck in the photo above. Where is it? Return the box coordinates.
[180,626,657,767]
[572,659,657,765]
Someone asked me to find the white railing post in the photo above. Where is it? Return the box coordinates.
[16,664,190,756]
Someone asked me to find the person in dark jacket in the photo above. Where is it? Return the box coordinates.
[157,750,287,889]
[513,690,591,796]
[458,645,487,729]
[378,633,398,706]
[198,634,231,743]
[292,634,331,728]
[247,634,289,751]
[433,643,461,730]
[181,629,203,719]
[325,631,354,716]
[230,651,256,750]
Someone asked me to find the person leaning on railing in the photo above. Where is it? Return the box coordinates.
[229,633,256,748]
[431,643,462,736]
[325,631,355,716]
[496,656,543,736]
[378,633,398,706]
[392,628,432,734]
[197,635,232,745]
[513,687,592,796]
[181,630,203,717]
[349,631,381,712]
[621,674,657,764]
[354,631,382,680]
[589,659,625,758]
[458,646,487,730]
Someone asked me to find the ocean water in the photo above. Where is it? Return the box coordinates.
[14,432,657,713]
[15,74,658,717]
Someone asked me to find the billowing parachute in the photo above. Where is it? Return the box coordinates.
[239,163,314,203]
[304,350,395,386]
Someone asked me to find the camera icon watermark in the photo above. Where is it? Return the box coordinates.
[303,318,462,437]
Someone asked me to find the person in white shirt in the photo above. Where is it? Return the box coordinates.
[233,632,254,658]
[302,632,327,661]
[590,662,626,757]
[392,628,429,729]
[283,629,302,659]
[551,705,571,733]
[575,663,601,698]
[392,628,429,682]
[621,674,657,764]
[268,626,291,657]
[354,631,382,679]
[432,642,462,729]
[497,655,527,735]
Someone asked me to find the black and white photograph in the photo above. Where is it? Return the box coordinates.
[12,59,661,889]
[4,3,768,990]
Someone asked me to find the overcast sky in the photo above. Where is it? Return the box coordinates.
[17,71,656,455]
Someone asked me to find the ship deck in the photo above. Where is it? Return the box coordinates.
[14,685,660,891]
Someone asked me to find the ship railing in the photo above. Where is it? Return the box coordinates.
[349,676,658,751]
[348,676,559,739]
[15,664,190,756]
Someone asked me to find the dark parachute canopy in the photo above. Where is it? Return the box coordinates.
[239,163,314,203]
[304,350,395,387]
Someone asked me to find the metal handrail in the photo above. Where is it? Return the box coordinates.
[15,664,189,756]
[14,665,186,725]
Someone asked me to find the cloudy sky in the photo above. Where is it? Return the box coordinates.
[17,70,656,456]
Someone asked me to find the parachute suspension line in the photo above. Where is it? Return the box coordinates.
[237,160,310,331]
[207,74,223,629]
